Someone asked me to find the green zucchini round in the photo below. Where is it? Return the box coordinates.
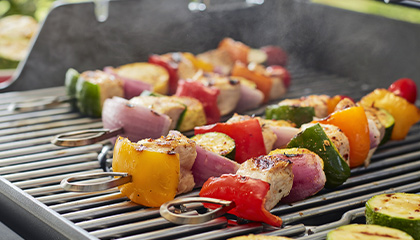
[191,132,236,160]
[366,193,420,240]
[327,224,414,240]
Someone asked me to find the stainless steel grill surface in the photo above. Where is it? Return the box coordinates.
[1,65,419,240]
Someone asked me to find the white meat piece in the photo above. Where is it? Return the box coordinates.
[279,95,330,118]
[136,130,196,194]
[195,73,241,115]
[80,70,124,108]
[269,75,287,100]
[129,96,185,130]
[236,154,294,210]
[196,49,234,75]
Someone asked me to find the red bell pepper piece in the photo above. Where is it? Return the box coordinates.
[175,80,221,124]
[148,54,179,95]
[199,174,282,227]
[194,118,266,163]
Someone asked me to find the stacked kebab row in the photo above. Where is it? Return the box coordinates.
[108,78,420,228]
[64,38,291,140]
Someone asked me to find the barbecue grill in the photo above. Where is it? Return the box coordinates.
[1,0,420,239]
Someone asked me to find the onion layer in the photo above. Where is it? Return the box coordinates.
[192,145,240,187]
[104,67,152,99]
[102,97,171,143]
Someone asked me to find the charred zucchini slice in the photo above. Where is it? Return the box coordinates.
[376,108,395,145]
[327,224,414,240]
[265,105,315,127]
[366,193,420,239]
[286,123,350,188]
[191,132,236,160]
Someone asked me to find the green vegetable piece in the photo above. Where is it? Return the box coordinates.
[191,132,236,160]
[377,108,395,146]
[65,68,80,97]
[327,224,414,240]
[265,105,315,127]
[75,77,101,118]
[140,90,165,97]
[366,193,420,240]
[65,68,80,110]
[287,123,350,188]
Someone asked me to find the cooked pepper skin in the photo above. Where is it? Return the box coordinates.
[199,174,282,227]
[175,80,221,124]
[359,88,420,140]
[75,79,102,118]
[148,54,179,95]
[287,123,350,188]
[194,118,266,164]
[314,106,370,168]
[231,62,272,103]
[112,137,180,207]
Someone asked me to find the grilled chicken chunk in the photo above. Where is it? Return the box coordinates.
[279,95,330,118]
[196,49,234,75]
[194,72,241,115]
[129,96,186,130]
[236,154,294,210]
[79,70,124,108]
[227,114,277,153]
[170,96,207,132]
[137,130,196,194]
[301,123,350,164]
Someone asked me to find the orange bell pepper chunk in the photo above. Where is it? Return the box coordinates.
[218,38,250,64]
[231,62,272,103]
[359,88,420,140]
[314,106,370,168]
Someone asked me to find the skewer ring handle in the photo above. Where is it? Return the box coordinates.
[51,128,124,147]
[160,197,235,225]
[61,172,131,192]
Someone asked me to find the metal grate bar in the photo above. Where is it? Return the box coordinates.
[0,144,103,167]
[0,122,103,143]
[2,161,101,182]
[62,201,145,222]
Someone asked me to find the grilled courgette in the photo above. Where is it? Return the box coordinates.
[191,132,236,160]
[366,193,420,240]
[327,224,414,240]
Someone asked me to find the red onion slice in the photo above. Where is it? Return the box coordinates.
[234,84,264,113]
[104,66,152,99]
[271,152,326,203]
[269,126,299,149]
[192,145,240,187]
[102,97,171,143]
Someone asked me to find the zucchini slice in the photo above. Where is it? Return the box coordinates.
[265,105,315,127]
[171,96,207,132]
[366,193,420,239]
[327,224,414,240]
[191,132,236,160]
[376,108,395,145]
[75,70,124,118]
[286,123,350,188]
[65,68,80,110]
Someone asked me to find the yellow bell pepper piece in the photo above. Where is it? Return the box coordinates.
[182,52,214,72]
[359,88,420,140]
[112,137,180,207]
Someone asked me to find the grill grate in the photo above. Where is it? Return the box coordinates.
[1,66,419,240]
